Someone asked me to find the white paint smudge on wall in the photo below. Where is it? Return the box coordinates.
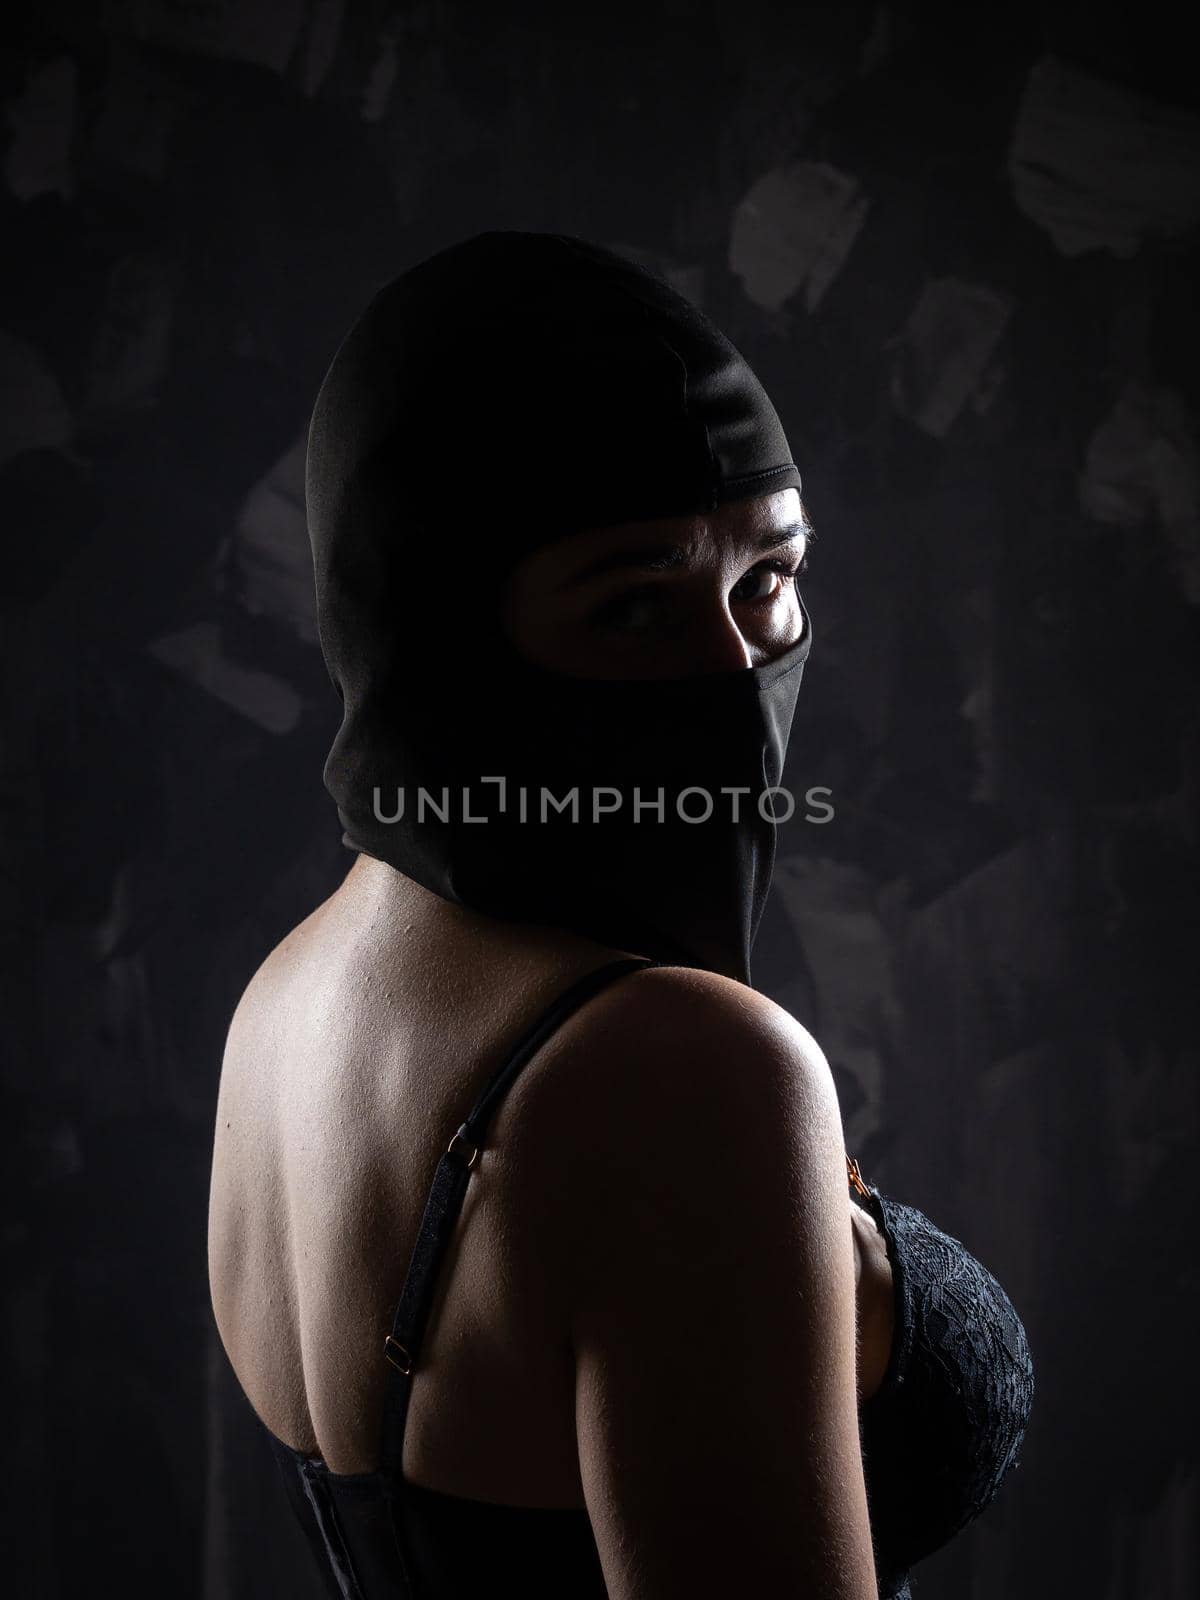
[1007,55,1200,258]
[230,434,321,643]
[1081,381,1200,605]
[148,620,302,733]
[730,160,870,313]
[888,276,1013,438]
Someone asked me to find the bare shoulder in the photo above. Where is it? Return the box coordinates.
[516,960,847,1325]
[527,962,875,1598]
[534,960,847,1267]
[531,960,837,1138]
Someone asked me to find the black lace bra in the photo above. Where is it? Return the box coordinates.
[848,1165,1035,1597]
[257,957,1035,1598]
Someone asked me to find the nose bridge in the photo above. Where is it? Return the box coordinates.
[684,519,810,674]
[703,599,755,672]
[688,526,755,671]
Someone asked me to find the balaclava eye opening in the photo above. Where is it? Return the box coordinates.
[307,229,812,985]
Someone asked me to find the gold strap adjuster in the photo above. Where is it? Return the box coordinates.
[447,1124,479,1169]
[384,1336,413,1375]
[846,1153,870,1200]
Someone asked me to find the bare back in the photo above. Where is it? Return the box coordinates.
[207,852,893,1507]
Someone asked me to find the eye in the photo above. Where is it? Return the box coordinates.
[588,554,811,638]
[731,554,809,605]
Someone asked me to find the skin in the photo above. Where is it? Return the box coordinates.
[501,486,812,679]
[208,486,890,1598]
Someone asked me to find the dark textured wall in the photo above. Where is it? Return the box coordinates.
[3,3,1198,1596]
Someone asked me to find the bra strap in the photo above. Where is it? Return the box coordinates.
[377,955,662,1480]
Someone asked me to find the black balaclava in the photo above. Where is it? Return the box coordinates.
[307,230,812,986]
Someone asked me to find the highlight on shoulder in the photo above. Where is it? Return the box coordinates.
[560,958,835,1108]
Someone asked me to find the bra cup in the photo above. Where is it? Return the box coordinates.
[857,1191,1035,1575]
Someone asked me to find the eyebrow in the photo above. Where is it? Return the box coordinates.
[557,519,813,590]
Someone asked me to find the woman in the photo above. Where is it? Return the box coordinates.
[207,231,1033,1599]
